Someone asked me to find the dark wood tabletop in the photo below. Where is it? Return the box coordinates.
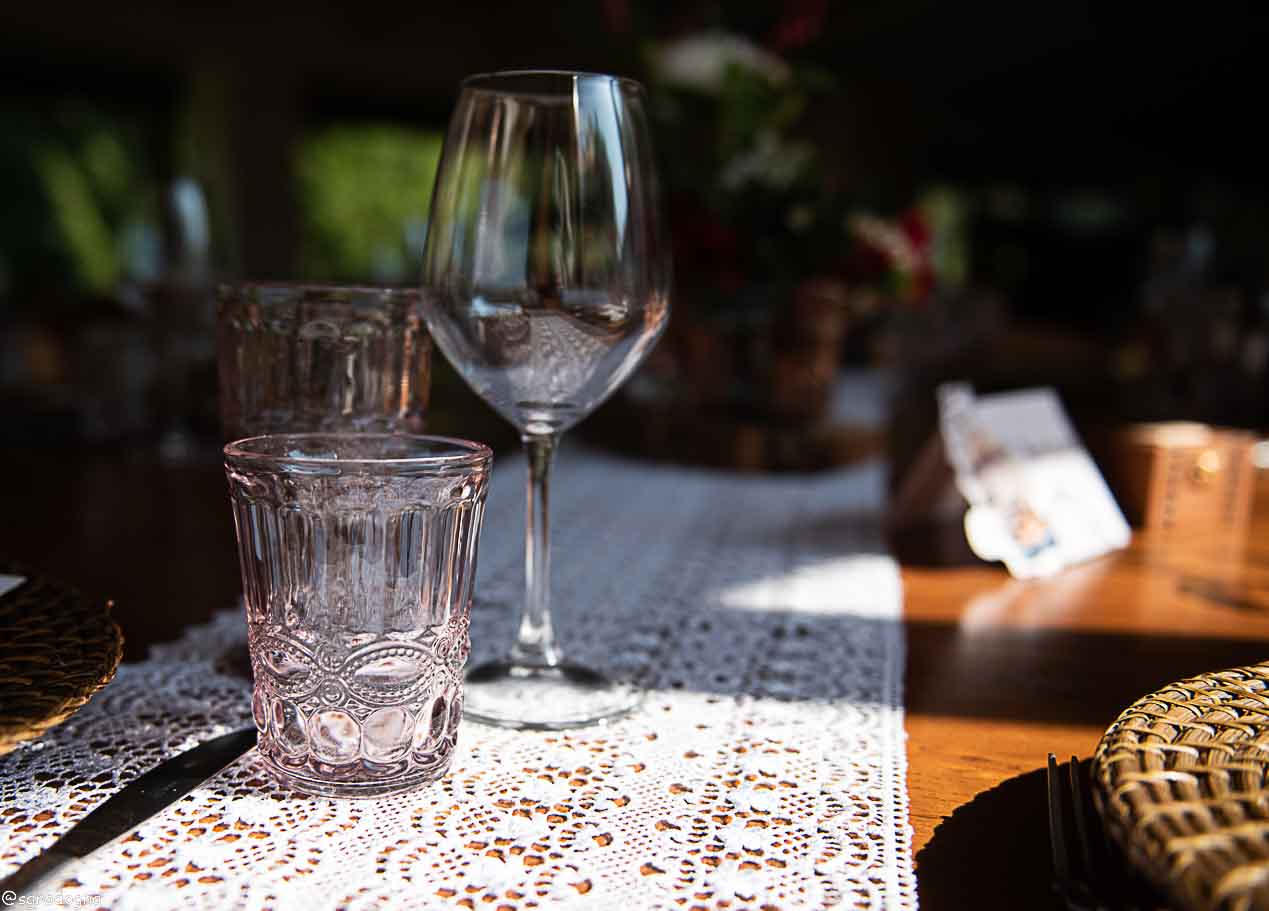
[905,487,1269,910]
[5,439,1267,909]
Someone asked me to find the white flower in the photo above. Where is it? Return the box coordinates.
[653,33,790,94]
[720,131,814,192]
[847,213,922,271]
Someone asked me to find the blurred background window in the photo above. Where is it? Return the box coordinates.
[0,102,162,309]
[1,0,1267,454]
[296,123,443,283]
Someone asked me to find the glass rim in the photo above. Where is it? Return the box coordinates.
[460,69,644,96]
[224,433,492,472]
[218,282,420,298]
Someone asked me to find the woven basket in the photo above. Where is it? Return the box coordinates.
[0,568,123,755]
[1094,663,1269,911]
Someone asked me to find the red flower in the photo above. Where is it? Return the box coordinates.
[670,195,748,292]
[899,207,931,253]
[770,0,828,52]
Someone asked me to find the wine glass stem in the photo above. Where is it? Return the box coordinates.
[511,432,561,668]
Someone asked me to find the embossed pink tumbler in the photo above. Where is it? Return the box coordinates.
[224,433,491,797]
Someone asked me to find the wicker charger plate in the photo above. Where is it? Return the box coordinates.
[1094,663,1269,911]
[0,569,123,756]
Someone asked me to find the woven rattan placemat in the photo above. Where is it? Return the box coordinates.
[1094,663,1269,911]
[0,568,122,755]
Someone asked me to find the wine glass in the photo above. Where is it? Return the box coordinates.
[420,70,670,729]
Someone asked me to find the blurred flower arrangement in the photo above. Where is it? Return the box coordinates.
[620,4,962,424]
[844,188,970,313]
[645,16,844,309]
[636,5,971,321]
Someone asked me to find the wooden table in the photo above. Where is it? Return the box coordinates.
[906,488,1269,909]
[4,441,1267,909]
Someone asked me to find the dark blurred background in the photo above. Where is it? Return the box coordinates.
[4,0,1268,654]
[2,0,1268,452]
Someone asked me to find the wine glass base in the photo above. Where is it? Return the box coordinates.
[463,660,642,730]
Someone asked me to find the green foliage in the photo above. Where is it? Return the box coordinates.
[297,125,444,283]
[35,144,121,292]
[0,105,154,301]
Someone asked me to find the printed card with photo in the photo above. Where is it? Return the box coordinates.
[938,383,1131,578]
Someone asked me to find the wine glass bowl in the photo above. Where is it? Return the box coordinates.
[423,71,669,438]
[421,70,670,729]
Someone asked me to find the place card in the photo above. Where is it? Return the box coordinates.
[938,383,1130,578]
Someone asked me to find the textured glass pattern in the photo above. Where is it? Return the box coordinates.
[223,434,490,797]
[217,284,431,440]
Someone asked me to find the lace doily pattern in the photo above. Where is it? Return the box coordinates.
[1,450,915,910]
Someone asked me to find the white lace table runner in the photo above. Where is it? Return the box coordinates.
[1,449,916,910]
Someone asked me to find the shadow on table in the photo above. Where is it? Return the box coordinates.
[917,761,1169,911]
[916,765,1064,911]
[906,620,1269,727]
[723,508,889,559]
[473,522,1269,720]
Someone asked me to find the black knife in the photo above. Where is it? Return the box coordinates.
[1,727,257,896]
